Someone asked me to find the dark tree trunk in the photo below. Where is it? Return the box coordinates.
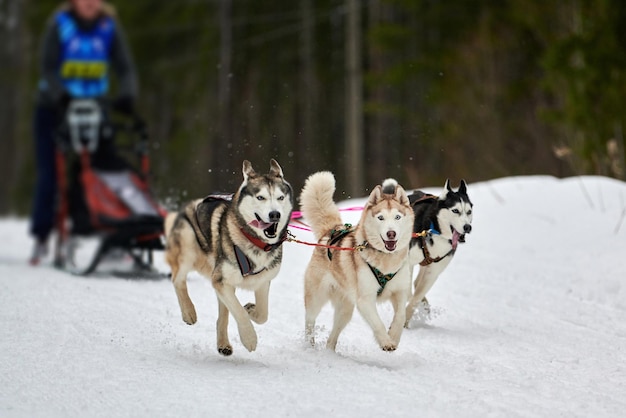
[345,0,364,195]
[298,0,317,174]
[214,0,234,189]
[0,0,28,213]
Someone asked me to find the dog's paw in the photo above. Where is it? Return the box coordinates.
[242,337,257,352]
[181,308,197,325]
[325,340,338,351]
[244,303,268,324]
[218,345,233,356]
[304,330,315,348]
[239,326,258,352]
[304,324,321,348]
[406,300,443,328]
[244,303,257,320]
[387,328,403,344]
[381,343,397,352]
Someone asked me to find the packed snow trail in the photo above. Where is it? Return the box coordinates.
[1,176,625,417]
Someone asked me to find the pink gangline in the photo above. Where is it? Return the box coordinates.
[288,223,312,232]
[339,206,365,212]
[290,206,363,219]
[289,206,363,233]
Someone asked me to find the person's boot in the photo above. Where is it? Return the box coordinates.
[29,239,48,266]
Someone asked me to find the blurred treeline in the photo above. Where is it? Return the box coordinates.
[1,0,625,214]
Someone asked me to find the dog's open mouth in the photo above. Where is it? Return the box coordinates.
[382,239,397,252]
[263,222,278,238]
[250,213,279,238]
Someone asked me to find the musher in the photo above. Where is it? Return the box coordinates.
[30,0,138,265]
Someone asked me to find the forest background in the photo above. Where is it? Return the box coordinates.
[1,0,625,213]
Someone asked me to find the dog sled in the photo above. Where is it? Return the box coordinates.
[53,99,166,277]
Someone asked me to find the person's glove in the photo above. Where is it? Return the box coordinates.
[54,91,72,124]
[112,96,135,116]
[57,91,72,109]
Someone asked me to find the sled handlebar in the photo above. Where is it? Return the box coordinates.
[55,98,150,155]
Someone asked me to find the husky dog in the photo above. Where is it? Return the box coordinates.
[300,172,414,351]
[405,180,473,327]
[164,159,293,356]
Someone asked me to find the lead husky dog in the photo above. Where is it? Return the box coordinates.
[164,159,293,356]
[405,180,473,327]
[300,172,414,351]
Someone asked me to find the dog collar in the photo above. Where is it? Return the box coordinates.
[240,228,288,252]
[235,228,287,277]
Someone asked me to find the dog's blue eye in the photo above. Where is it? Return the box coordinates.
[395,214,401,220]
[452,209,460,214]
[256,196,265,201]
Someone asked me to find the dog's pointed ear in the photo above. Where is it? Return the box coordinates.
[368,185,383,206]
[269,159,283,178]
[395,184,410,207]
[439,179,451,200]
[242,160,257,182]
[459,179,468,195]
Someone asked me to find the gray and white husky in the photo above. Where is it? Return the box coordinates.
[163,159,293,356]
[405,180,473,327]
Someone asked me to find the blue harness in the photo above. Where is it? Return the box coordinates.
[55,11,115,98]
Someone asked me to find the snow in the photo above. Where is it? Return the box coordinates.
[1,175,626,417]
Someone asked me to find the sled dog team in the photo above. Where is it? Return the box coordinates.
[164,160,473,356]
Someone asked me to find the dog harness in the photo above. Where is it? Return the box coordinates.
[184,193,233,253]
[409,193,458,266]
[367,264,398,296]
[324,224,397,296]
[184,193,286,277]
[416,223,456,266]
[232,245,266,277]
[325,224,354,261]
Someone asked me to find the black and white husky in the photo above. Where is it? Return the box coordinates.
[405,180,473,327]
[163,160,294,355]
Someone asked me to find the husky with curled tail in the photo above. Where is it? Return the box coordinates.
[300,172,414,351]
[164,160,293,356]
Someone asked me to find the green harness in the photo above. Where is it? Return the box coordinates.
[325,223,398,296]
[367,264,398,296]
[326,224,354,260]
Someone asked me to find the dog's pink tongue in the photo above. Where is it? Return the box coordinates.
[384,240,397,251]
[249,219,273,229]
[451,230,460,250]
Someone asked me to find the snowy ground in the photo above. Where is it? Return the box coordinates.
[1,175,625,417]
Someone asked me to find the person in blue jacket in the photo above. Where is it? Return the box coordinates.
[30,0,138,265]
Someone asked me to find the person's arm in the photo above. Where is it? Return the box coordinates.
[39,17,67,105]
[109,20,138,102]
